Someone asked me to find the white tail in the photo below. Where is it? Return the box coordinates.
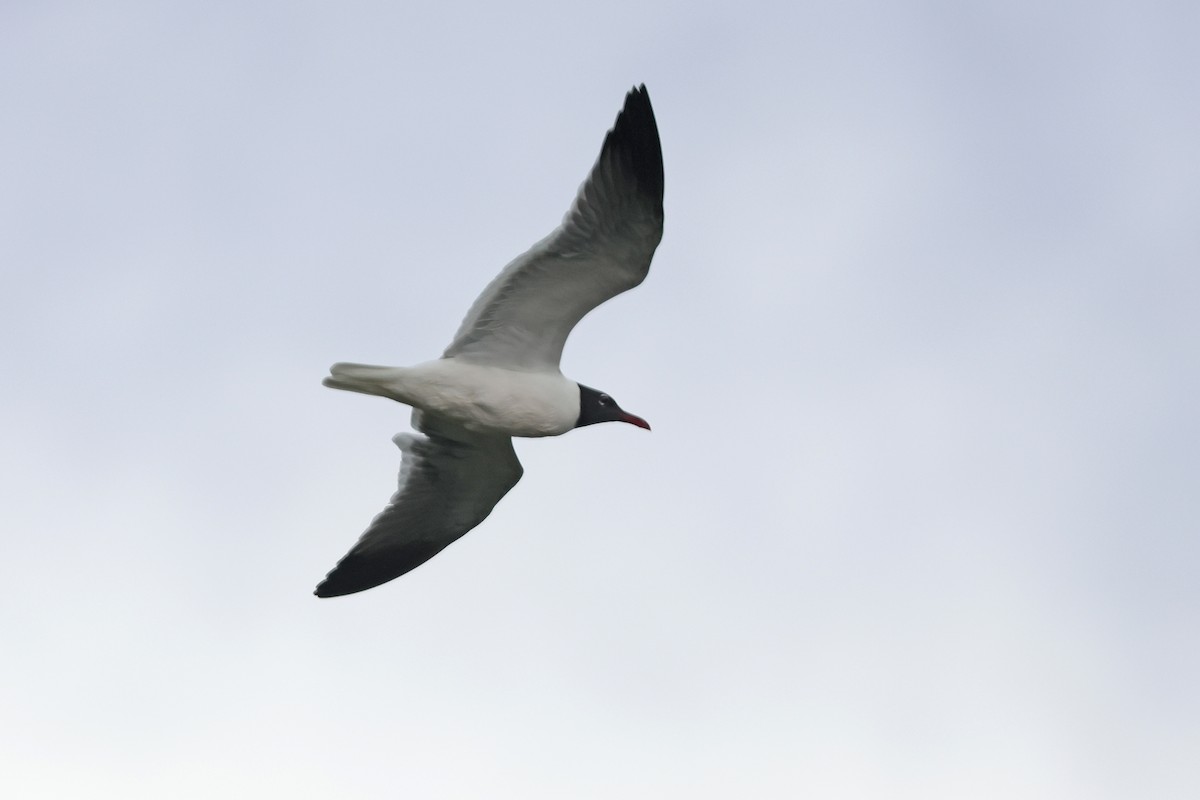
[322,363,406,400]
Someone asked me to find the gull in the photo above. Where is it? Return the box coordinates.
[315,85,664,597]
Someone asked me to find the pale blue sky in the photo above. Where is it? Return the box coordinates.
[2,2,1198,798]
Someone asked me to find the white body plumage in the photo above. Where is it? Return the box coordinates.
[324,360,581,438]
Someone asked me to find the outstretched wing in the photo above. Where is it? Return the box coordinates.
[443,85,665,372]
[314,416,523,597]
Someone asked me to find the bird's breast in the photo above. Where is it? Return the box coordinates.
[399,360,578,438]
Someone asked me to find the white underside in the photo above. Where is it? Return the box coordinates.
[326,359,580,438]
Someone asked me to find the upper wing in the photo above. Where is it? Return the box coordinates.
[314,414,524,597]
[442,85,664,372]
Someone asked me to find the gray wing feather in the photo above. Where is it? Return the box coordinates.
[443,85,664,372]
[314,416,523,597]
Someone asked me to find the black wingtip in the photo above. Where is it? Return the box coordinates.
[602,84,664,211]
[313,578,341,598]
[312,539,446,598]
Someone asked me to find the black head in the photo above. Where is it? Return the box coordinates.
[575,384,651,430]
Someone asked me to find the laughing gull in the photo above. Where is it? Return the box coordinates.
[315,85,664,597]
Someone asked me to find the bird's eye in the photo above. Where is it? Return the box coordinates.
[599,394,613,406]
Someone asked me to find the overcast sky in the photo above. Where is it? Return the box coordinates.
[3,2,1198,798]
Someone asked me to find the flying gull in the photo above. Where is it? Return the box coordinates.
[316,85,664,597]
